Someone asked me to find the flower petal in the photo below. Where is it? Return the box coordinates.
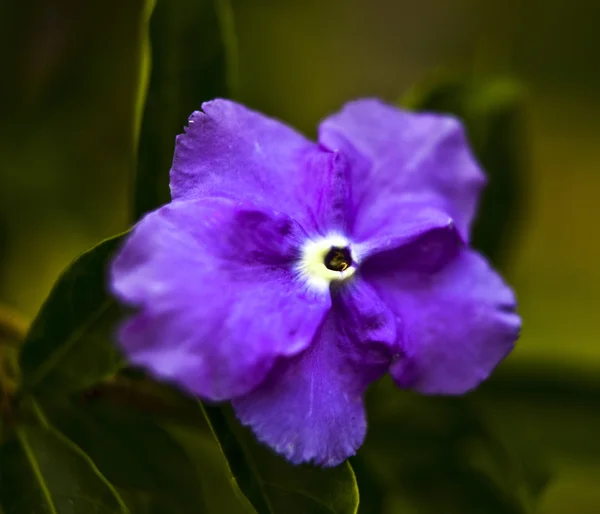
[364,250,520,394]
[170,99,350,234]
[318,98,485,242]
[302,149,351,234]
[353,203,461,274]
[110,197,330,401]
[233,279,395,466]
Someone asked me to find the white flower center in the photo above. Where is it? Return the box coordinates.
[296,234,357,292]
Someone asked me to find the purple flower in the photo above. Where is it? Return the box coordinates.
[110,99,521,466]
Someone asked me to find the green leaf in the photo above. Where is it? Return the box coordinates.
[18,234,126,399]
[481,363,600,474]
[475,366,600,512]
[95,374,360,513]
[167,423,258,514]
[460,361,600,508]
[63,374,256,513]
[133,0,236,220]
[401,72,527,267]
[0,419,128,513]
[200,403,360,514]
[47,398,208,514]
[359,377,548,514]
[348,454,385,514]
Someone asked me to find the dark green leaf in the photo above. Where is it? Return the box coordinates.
[401,72,527,267]
[349,454,385,514]
[47,399,208,514]
[18,234,126,398]
[167,423,257,514]
[133,0,236,220]
[0,419,128,513]
[481,363,600,474]
[359,377,548,514]
[46,373,254,514]
[476,366,600,511]
[201,403,360,514]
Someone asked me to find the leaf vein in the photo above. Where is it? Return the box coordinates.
[16,427,58,514]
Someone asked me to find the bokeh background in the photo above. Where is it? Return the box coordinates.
[1,0,599,512]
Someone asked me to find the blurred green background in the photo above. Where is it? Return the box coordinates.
[1,0,599,512]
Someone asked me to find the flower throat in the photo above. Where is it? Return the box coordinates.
[324,247,352,272]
